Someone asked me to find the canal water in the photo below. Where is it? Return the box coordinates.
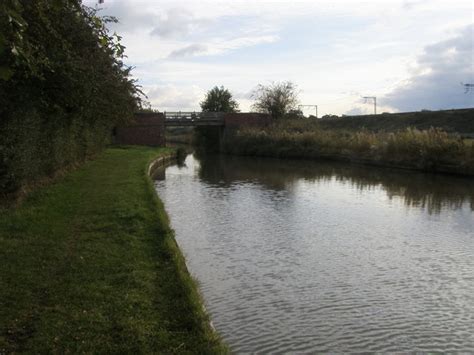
[154,153,474,353]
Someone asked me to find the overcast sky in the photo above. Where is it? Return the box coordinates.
[84,0,473,116]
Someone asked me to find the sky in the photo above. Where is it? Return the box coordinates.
[83,0,473,116]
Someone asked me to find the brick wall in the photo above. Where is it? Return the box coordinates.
[223,113,272,129]
[114,112,165,146]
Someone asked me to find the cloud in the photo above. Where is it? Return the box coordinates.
[215,35,278,52]
[82,0,473,115]
[91,1,156,32]
[233,90,254,100]
[345,107,369,116]
[150,8,208,39]
[402,0,427,10]
[145,84,205,111]
[167,35,279,59]
[383,25,474,112]
[167,44,208,59]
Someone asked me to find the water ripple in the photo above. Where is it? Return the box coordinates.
[156,154,474,353]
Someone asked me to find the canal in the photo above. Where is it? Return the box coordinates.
[154,153,474,353]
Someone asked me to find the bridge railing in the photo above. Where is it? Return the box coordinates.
[164,111,225,121]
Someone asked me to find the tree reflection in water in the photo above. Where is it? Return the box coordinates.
[195,152,474,215]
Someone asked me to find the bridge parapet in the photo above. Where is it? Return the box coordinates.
[165,111,225,120]
[165,111,225,126]
[223,113,272,129]
[164,111,271,128]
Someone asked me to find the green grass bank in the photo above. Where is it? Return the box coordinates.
[224,123,474,176]
[0,146,225,353]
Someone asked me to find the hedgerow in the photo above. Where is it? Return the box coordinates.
[0,0,141,198]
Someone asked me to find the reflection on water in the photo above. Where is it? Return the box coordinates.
[197,153,474,215]
[155,153,474,353]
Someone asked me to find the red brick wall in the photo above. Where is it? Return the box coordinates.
[115,113,165,146]
[224,113,272,129]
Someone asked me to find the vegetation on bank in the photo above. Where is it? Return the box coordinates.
[224,121,474,175]
[0,1,141,199]
[318,108,474,134]
[0,147,226,353]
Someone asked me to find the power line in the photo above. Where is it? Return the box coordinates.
[462,82,474,93]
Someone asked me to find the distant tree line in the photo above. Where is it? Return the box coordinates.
[0,0,141,198]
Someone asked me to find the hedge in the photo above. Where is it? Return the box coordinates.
[0,0,141,199]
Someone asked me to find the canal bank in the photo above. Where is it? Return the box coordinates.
[0,146,225,353]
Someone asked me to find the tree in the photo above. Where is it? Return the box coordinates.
[251,81,299,119]
[200,86,239,112]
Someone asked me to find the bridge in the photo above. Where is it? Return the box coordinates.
[114,111,272,146]
[164,111,225,126]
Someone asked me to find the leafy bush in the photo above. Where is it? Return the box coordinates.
[0,0,141,198]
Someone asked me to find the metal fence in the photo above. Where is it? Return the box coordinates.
[164,111,225,121]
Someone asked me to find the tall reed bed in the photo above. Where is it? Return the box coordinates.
[225,123,474,175]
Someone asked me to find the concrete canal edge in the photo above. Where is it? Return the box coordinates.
[147,152,176,177]
[146,151,221,343]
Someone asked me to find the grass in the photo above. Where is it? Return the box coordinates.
[0,146,226,353]
[224,122,474,175]
[465,138,474,147]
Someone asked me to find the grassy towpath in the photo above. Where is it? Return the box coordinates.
[0,146,225,353]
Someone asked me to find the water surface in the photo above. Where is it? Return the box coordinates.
[154,153,474,353]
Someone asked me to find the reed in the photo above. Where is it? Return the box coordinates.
[224,123,474,175]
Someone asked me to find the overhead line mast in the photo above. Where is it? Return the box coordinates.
[362,96,377,115]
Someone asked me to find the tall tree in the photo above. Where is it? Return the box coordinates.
[252,81,299,119]
[200,86,239,112]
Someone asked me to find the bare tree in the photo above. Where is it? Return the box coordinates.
[251,81,299,119]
